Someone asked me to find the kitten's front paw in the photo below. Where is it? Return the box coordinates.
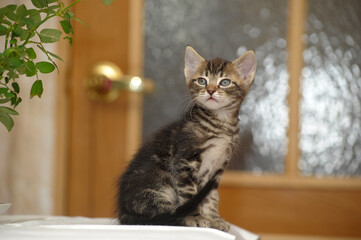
[183,215,211,228]
[210,217,230,232]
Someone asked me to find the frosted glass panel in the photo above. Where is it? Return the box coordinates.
[299,0,361,176]
[143,0,289,173]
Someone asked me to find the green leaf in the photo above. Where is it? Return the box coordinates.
[7,71,19,81]
[22,17,35,27]
[65,10,87,26]
[9,57,23,68]
[4,5,17,21]
[10,94,17,105]
[12,82,20,93]
[3,47,13,57]
[26,9,38,16]
[0,98,11,104]
[16,65,26,75]
[36,61,55,73]
[27,10,41,26]
[2,5,16,21]
[16,4,27,18]
[14,97,22,108]
[60,20,72,34]
[0,106,19,115]
[5,10,17,21]
[26,61,37,77]
[63,11,71,21]
[13,27,24,37]
[47,5,60,14]
[20,31,35,41]
[17,45,27,57]
[10,39,17,45]
[3,91,15,98]
[36,43,47,54]
[0,112,15,132]
[0,19,12,26]
[102,0,114,6]
[0,88,8,94]
[66,11,74,18]
[0,7,6,20]
[30,79,43,98]
[39,28,62,43]
[26,47,37,59]
[71,16,87,27]
[0,24,8,36]
[47,51,63,62]
[31,0,48,8]
[5,5,17,12]
[63,36,73,46]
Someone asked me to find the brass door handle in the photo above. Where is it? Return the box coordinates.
[87,62,154,102]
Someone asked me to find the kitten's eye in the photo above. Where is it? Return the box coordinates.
[197,78,207,86]
[220,79,231,87]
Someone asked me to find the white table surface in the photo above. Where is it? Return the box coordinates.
[0,215,260,240]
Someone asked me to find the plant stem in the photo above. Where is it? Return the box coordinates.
[58,0,82,15]
[21,0,80,47]
[5,34,9,50]
[21,12,57,46]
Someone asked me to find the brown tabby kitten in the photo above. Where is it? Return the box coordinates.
[117,46,256,232]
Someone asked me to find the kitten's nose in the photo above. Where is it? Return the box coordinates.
[207,90,215,96]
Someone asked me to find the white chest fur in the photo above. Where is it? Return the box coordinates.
[197,136,232,182]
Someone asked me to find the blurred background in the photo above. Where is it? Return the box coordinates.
[0,0,360,238]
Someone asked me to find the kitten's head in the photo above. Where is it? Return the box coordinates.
[184,46,256,111]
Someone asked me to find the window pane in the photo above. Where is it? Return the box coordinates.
[299,0,361,176]
[143,0,289,173]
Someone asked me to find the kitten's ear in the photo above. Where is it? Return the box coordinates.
[184,46,205,81]
[232,50,257,87]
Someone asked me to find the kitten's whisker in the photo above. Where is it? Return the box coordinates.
[188,97,200,120]
[183,97,198,120]
[183,98,195,112]
[177,95,193,113]
[181,97,196,119]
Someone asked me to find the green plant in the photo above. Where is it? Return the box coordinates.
[0,0,114,132]
[0,0,82,132]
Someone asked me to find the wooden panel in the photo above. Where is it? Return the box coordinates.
[261,234,361,240]
[67,1,131,217]
[222,172,361,190]
[219,186,361,237]
[285,0,308,176]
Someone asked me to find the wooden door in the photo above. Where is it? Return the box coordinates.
[67,0,143,218]
[65,0,361,238]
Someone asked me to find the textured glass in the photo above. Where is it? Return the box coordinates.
[299,0,361,176]
[143,0,289,173]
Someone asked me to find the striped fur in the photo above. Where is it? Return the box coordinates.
[117,46,256,231]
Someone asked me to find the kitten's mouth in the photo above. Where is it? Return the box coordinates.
[206,97,218,102]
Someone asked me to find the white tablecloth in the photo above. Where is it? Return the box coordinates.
[0,215,259,240]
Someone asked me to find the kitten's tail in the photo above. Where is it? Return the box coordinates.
[119,177,218,226]
[172,177,219,222]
